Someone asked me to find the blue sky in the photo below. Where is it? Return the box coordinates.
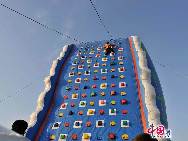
[0,0,187,140]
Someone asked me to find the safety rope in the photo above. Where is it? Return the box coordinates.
[0,82,32,103]
[89,0,113,39]
[0,2,82,44]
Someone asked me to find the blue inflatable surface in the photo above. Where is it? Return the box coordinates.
[28,38,147,141]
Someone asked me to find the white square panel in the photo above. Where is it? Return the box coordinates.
[118,67,125,72]
[73,121,82,128]
[119,82,126,88]
[79,101,87,107]
[82,133,91,141]
[60,103,68,109]
[96,120,104,127]
[100,83,107,89]
[99,100,106,106]
[75,78,81,83]
[87,109,95,115]
[121,120,129,128]
[72,93,78,99]
[52,122,61,129]
[109,109,117,115]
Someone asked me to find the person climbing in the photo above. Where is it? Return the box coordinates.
[103,41,115,55]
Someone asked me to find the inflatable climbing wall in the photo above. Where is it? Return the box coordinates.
[26,36,168,141]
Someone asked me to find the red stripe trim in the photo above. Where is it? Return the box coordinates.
[34,48,73,141]
[129,37,147,132]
